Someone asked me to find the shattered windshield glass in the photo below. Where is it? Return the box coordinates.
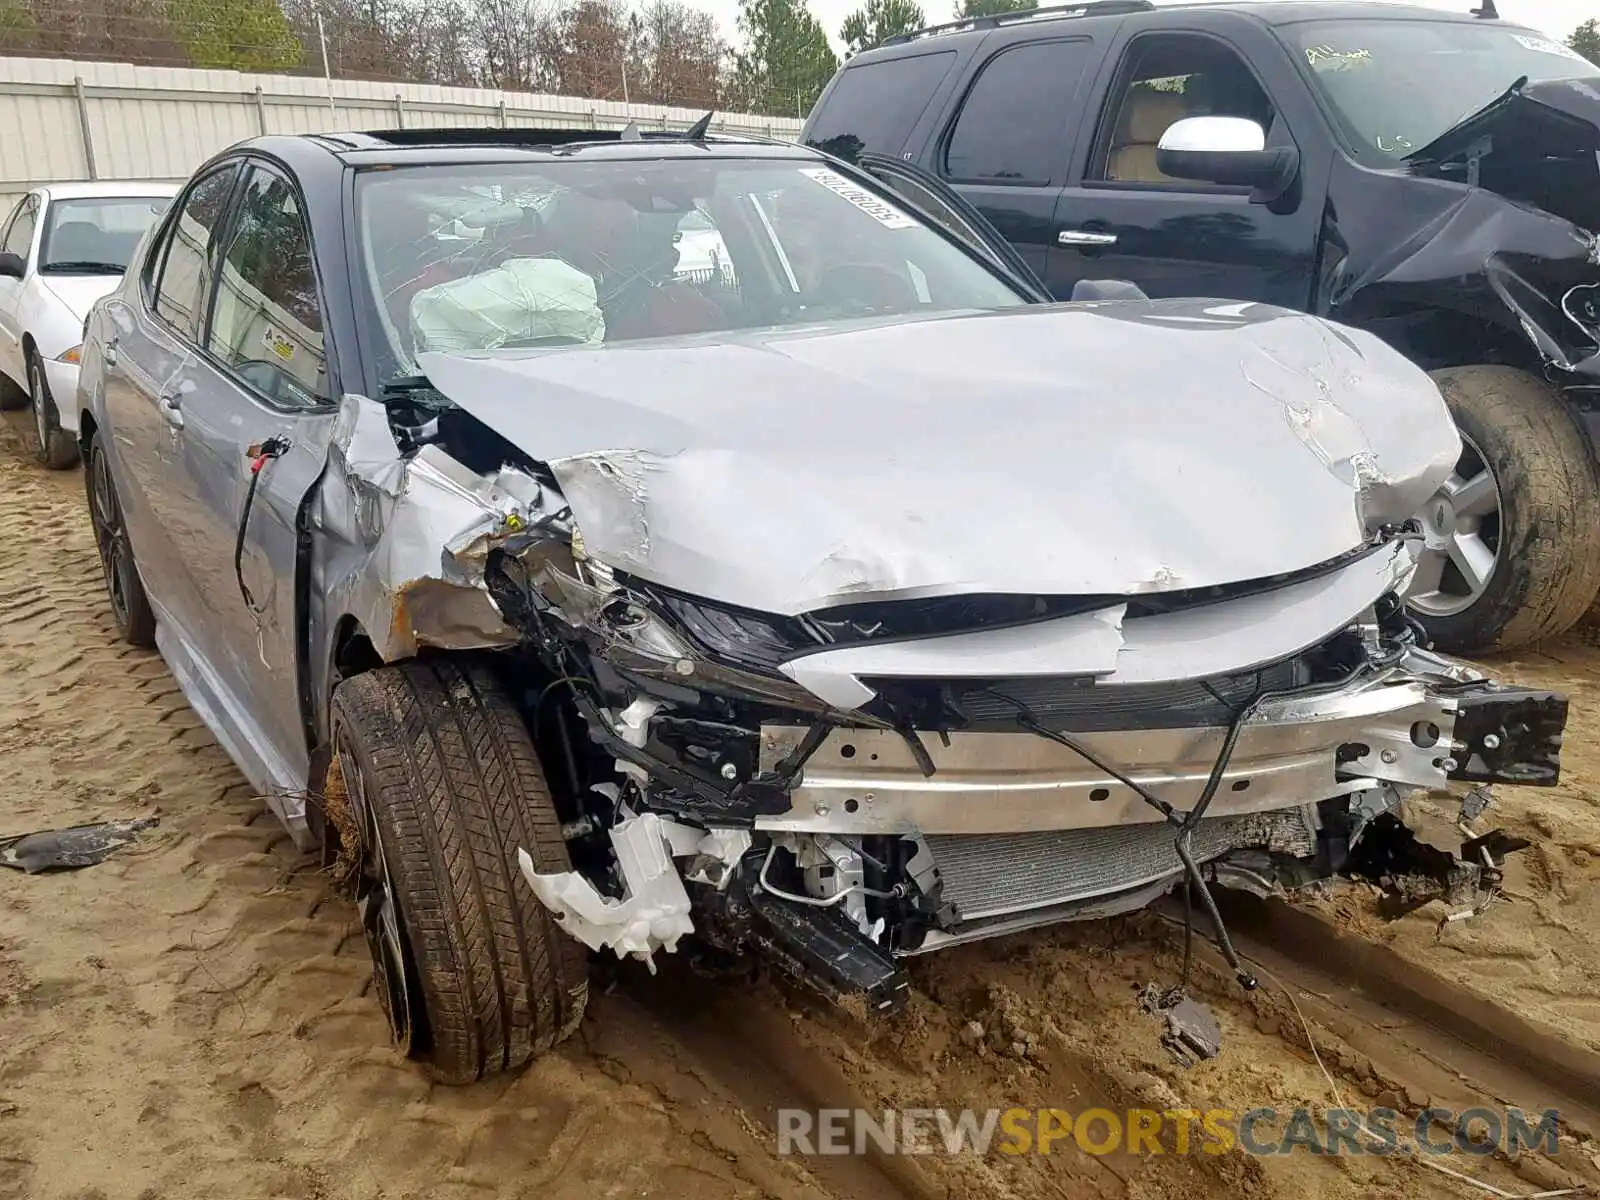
[354,156,1029,376]
[1285,19,1600,165]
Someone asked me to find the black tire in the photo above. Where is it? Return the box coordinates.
[330,656,588,1084]
[28,353,79,470]
[84,427,157,648]
[1410,366,1600,654]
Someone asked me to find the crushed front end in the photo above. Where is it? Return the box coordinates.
[480,513,1569,1014]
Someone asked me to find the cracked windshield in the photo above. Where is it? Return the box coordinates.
[1288,19,1600,163]
[356,156,1027,375]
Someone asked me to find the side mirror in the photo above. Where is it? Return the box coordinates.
[1155,117,1299,204]
[0,251,24,280]
[1071,278,1149,302]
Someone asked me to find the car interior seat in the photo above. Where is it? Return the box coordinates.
[1105,89,1191,184]
[48,220,109,265]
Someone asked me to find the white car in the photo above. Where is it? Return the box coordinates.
[0,181,178,467]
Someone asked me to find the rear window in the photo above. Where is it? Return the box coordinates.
[805,51,957,160]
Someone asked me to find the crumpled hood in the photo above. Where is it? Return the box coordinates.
[418,300,1458,617]
[1407,77,1600,232]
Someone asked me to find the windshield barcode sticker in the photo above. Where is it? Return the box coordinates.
[798,168,918,229]
[1511,34,1589,62]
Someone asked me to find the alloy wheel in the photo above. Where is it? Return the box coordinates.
[1407,431,1502,618]
[343,750,420,1053]
[87,446,135,629]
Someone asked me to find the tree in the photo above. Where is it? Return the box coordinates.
[1568,18,1600,66]
[840,0,923,56]
[732,0,838,117]
[166,0,301,70]
[633,0,725,109]
[953,0,1035,18]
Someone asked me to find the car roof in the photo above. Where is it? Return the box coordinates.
[224,130,819,177]
[860,0,1533,57]
[39,180,182,202]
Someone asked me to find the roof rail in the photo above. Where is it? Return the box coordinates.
[878,0,1154,46]
[345,126,771,150]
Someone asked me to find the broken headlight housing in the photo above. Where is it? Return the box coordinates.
[650,590,813,674]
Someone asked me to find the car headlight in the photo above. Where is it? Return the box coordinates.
[55,345,81,364]
[652,592,808,673]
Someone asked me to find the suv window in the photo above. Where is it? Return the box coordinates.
[944,40,1093,185]
[152,165,238,341]
[1094,34,1276,187]
[805,50,957,160]
[207,164,327,408]
[3,197,37,260]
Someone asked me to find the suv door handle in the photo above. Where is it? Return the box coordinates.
[158,390,184,430]
[1059,229,1119,247]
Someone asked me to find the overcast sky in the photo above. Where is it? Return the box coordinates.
[702,0,1600,61]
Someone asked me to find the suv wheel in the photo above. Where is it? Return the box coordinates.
[29,353,79,470]
[329,656,589,1084]
[85,428,157,647]
[1407,366,1600,654]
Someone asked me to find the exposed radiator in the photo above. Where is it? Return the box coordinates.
[926,809,1317,922]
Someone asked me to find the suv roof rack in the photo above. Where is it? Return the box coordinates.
[879,0,1154,46]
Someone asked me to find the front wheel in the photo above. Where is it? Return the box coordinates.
[1406,366,1600,654]
[329,656,589,1084]
[29,354,79,470]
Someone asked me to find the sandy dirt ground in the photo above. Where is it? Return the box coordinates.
[3,409,1600,1200]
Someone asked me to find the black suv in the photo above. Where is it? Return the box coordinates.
[803,0,1600,655]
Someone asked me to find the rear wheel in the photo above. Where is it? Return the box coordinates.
[28,353,79,470]
[1407,366,1600,654]
[84,428,156,648]
[329,656,589,1084]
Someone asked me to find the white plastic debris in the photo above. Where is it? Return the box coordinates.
[518,812,693,973]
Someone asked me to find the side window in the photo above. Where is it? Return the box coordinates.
[3,197,38,260]
[1093,34,1276,187]
[943,40,1093,185]
[207,165,327,408]
[804,51,958,161]
[152,166,238,341]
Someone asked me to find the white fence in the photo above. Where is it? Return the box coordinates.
[0,56,804,212]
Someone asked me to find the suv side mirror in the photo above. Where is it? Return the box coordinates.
[1155,117,1298,204]
[0,251,24,279]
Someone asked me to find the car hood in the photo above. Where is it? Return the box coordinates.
[38,273,123,324]
[418,300,1459,617]
[1406,77,1600,231]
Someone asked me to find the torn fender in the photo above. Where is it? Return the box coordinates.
[314,393,542,662]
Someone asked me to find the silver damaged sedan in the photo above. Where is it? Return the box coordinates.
[76,126,1569,1082]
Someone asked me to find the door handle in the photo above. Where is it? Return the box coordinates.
[1058,229,1119,247]
[103,338,117,369]
[158,390,184,430]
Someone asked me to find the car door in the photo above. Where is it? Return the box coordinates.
[0,194,39,385]
[855,152,1052,300]
[100,162,242,640]
[1048,23,1323,306]
[933,36,1099,286]
[158,159,341,795]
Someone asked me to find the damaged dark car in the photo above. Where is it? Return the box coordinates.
[76,126,1570,1082]
[802,0,1600,654]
